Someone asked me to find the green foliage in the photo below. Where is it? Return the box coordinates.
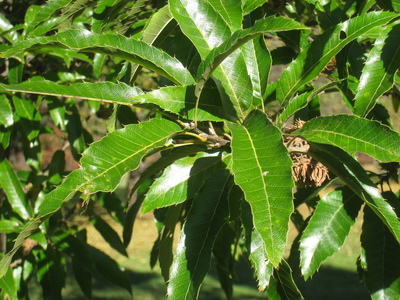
[0,0,399,299]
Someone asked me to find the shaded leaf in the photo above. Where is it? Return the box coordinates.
[1,30,195,86]
[227,110,294,267]
[278,80,342,125]
[87,245,131,295]
[92,215,128,257]
[300,187,363,279]
[360,194,400,300]
[267,260,303,300]
[167,169,230,299]
[0,265,18,300]
[277,11,398,105]
[354,22,400,116]
[294,115,400,163]
[0,159,32,219]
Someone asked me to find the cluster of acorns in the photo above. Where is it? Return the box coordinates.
[283,119,329,187]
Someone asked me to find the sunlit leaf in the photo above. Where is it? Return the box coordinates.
[277,11,398,105]
[294,115,400,163]
[142,151,226,213]
[300,187,363,279]
[354,22,400,116]
[309,143,400,244]
[1,30,195,86]
[227,110,294,267]
[167,169,230,299]
[2,79,143,106]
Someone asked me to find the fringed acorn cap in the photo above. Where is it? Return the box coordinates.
[284,119,329,187]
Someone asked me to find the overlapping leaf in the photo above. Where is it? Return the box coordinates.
[0,94,13,127]
[0,160,32,219]
[0,119,181,277]
[167,169,230,299]
[142,151,226,213]
[227,110,294,267]
[241,200,273,291]
[130,85,229,121]
[0,30,195,86]
[294,115,400,163]
[276,11,398,105]
[267,260,303,300]
[300,188,363,279]
[354,22,400,116]
[278,80,341,125]
[170,0,252,118]
[361,199,400,300]
[196,16,307,88]
[2,79,143,106]
[309,143,400,244]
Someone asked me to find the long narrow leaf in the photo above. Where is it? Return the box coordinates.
[170,0,253,118]
[294,115,400,163]
[361,197,400,300]
[276,11,398,105]
[1,30,195,86]
[0,159,32,219]
[227,110,294,267]
[130,85,229,121]
[167,169,230,299]
[300,187,363,279]
[308,143,400,244]
[0,119,181,277]
[2,79,143,106]
[142,151,226,214]
[354,22,400,116]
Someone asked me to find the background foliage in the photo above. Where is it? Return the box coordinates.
[0,0,399,299]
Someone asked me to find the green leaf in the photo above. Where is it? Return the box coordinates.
[227,110,294,267]
[92,215,128,256]
[3,78,143,106]
[167,169,230,299]
[267,260,303,300]
[300,187,363,280]
[0,265,18,300]
[0,159,32,219]
[241,200,274,291]
[142,151,226,214]
[294,115,400,163]
[130,85,229,121]
[35,246,65,300]
[158,204,183,282]
[361,195,400,300]
[80,118,181,194]
[0,94,14,127]
[170,0,253,118]
[196,16,306,91]
[208,0,242,31]
[1,30,195,86]
[242,0,267,15]
[276,11,399,105]
[0,219,20,233]
[278,80,342,125]
[308,143,400,245]
[87,245,131,295]
[354,22,400,116]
